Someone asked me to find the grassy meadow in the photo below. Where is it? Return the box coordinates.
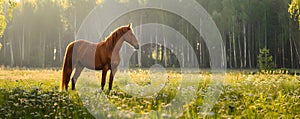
[0,68,300,118]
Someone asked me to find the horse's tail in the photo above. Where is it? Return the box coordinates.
[61,42,74,91]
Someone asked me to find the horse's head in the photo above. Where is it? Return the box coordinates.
[122,24,139,50]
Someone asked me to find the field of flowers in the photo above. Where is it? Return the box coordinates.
[0,68,299,118]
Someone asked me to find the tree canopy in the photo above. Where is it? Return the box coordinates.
[289,0,300,29]
[0,0,299,69]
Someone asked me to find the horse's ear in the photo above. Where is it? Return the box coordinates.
[128,23,132,29]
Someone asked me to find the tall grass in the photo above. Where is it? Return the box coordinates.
[0,69,299,118]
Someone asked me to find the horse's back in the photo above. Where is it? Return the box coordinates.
[71,40,99,69]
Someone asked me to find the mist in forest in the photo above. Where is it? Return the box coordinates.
[0,0,299,69]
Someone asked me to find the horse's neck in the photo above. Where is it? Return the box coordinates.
[112,39,124,53]
[106,36,124,54]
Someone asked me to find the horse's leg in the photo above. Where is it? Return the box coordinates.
[65,72,71,91]
[108,67,118,91]
[71,65,84,90]
[101,67,108,90]
[64,67,73,91]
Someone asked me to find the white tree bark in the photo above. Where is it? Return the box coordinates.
[229,32,232,68]
[18,37,21,65]
[289,33,294,68]
[182,43,184,67]
[164,37,167,67]
[155,33,158,64]
[243,23,247,68]
[74,10,77,41]
[22,25,25,66]
[28,32,31,65]
[59,32,62,62]
[3,33,6,57]
[238,36,242,68]
[43,34,46,68]
[233,26,237,68]
[10,41,14,67]
[138,15,142,67]
[199,42,202,65]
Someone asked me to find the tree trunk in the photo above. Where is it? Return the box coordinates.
[265,28,267,48]
[289,33,294,68]
[59,32,62,63]
[164,37,167,67]
[28,32,31,65]
[150,35,153,66]
[238,34,242,68]
[155,34,158,64]
[138,15,142,67]
[248,25,252,68]
[187,26,190,64]
[292,39,300,68]
[199,42,202,66]
[274,32,277,68]
[182,43,184,67]
[203,42,207,67]
[22,25,25,66]
[18,37,21,66]
[246,24,252,68]
[43,33,46,68]
[10,41,14,67]
[187,44,190,63]
[223,45,226,68]
[248,46,252,68]
[229,32,232,68]
[243,23,247,68]
[282,38,285,68]
[264,10,267,48]
[233,27,237,68]
[74,10,77,41]
[199,20,202,67]
[3,33,6,57]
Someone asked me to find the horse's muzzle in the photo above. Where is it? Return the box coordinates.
[135,45,139,50]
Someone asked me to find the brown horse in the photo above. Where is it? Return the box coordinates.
[61,24,139,91]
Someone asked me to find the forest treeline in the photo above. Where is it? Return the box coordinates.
[0,0,299,69]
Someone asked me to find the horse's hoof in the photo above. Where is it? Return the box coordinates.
[104,90,111,95]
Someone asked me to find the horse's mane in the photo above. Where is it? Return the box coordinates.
[104,25,131,49]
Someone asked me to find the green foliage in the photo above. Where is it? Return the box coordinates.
[0,0,18,36]
[0,88,94,118]
[0,0,298,68]
[1,69,300,118]
[8,0,18,20]
[258,48,274,71]
[0,42,2,50]
[0,0,6,36]
[289,0,300,29]
[0,69,94,118]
